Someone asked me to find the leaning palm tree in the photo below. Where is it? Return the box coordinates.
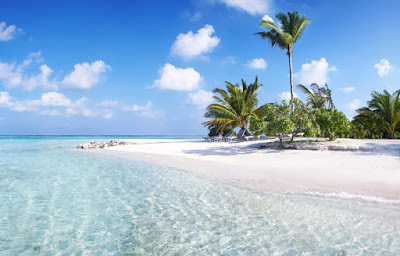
[255,11,310,104]
[203,77,263,135]
[297,83,335,109]
[320,84,335,109]
[355,90,400,139]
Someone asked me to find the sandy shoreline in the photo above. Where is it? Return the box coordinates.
[99,138,400,200]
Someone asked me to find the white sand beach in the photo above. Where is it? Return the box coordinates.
[104,138,400,200]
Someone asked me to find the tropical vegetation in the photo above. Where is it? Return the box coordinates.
[202,77,264,135]
[255,11,310,103]
[297,83,335,109]
[353,90,400,139]
[250,99,316,145]
[202,10,400,142]
[315,108,350,140]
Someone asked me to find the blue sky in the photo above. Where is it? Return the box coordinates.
[0,0,399,135]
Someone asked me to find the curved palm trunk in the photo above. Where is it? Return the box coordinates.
[287,47,294,110]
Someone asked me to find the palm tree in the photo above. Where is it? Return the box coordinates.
[203,77,263,135]
[320,84,335,109]
[296,83,335,109]
[255,11,310,104]
[355,90,400,139]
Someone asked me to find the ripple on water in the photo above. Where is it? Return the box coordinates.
[0,139,399,255]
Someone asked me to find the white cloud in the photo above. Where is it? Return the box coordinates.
[0,21,22,41]
[279,91,298,101]
[262,14,282,29]
[31,92,73,107]
[347,99,361,110]
[218,0,271,15]
[374,59,393,77]
[96,100,119,107]
[0,91,12,107]
[152,63,203,91]
[246,58,267,70]
[0,52,57,90]
[62,60,111,89]
[186,89,214,108]
[0,52,110,91]
[261,14,274,23]
[0,91,77,112]
[125,101,153,112]
[171,24,220,60]
[123,101,164,118]
[294,58,337,85]
[339,87,355,93]
[0,91,113,119]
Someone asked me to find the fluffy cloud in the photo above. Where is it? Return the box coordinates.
[374,59,393,77]
[0,91,12,107]
[261,14,274,23]
[123,101,164,118]
[0,52,57,90]
[340,87,355,93]
[278,91,298,101]
[152,63,203,91]
[347,99,361,110]
[0,21,22,41]
[62,60,111,89]
[186,89,214,108]
[247,58,267,70]
[0,91,114,119]
[171,24,220,60]
[0,52,111,91]
[31,92,73,107]
[293,58,337,85]
[218,0,271,15]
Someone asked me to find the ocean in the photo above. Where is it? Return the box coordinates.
[1,136,400,255]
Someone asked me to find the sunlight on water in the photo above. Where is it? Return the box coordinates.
[0,137,399,255]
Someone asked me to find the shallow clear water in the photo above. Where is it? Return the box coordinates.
[1,136,400,255]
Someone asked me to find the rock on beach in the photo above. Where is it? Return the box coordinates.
[77,140,127,149]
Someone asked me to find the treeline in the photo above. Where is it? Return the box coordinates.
[203,77,400,141]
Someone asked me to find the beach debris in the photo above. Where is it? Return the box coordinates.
[77,140,127,149]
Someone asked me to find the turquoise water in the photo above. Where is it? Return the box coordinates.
[1,136,400,255]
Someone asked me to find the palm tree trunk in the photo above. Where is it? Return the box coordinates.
[388,126,395,139]
[288,46,294,109]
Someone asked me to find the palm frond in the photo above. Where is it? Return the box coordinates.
[203,77,263,133]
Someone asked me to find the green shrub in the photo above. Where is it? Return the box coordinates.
[315,108,350,140]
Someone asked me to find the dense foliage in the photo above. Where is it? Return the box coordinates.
[203,77,264,134]
[353,90,400,139]
[250,99,316,144]
[315,108,350,140]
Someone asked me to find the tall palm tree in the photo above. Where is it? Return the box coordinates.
[203,77,263,134]
[355,90,400,139]
[296,83,335,109]
[255,11,310,104]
